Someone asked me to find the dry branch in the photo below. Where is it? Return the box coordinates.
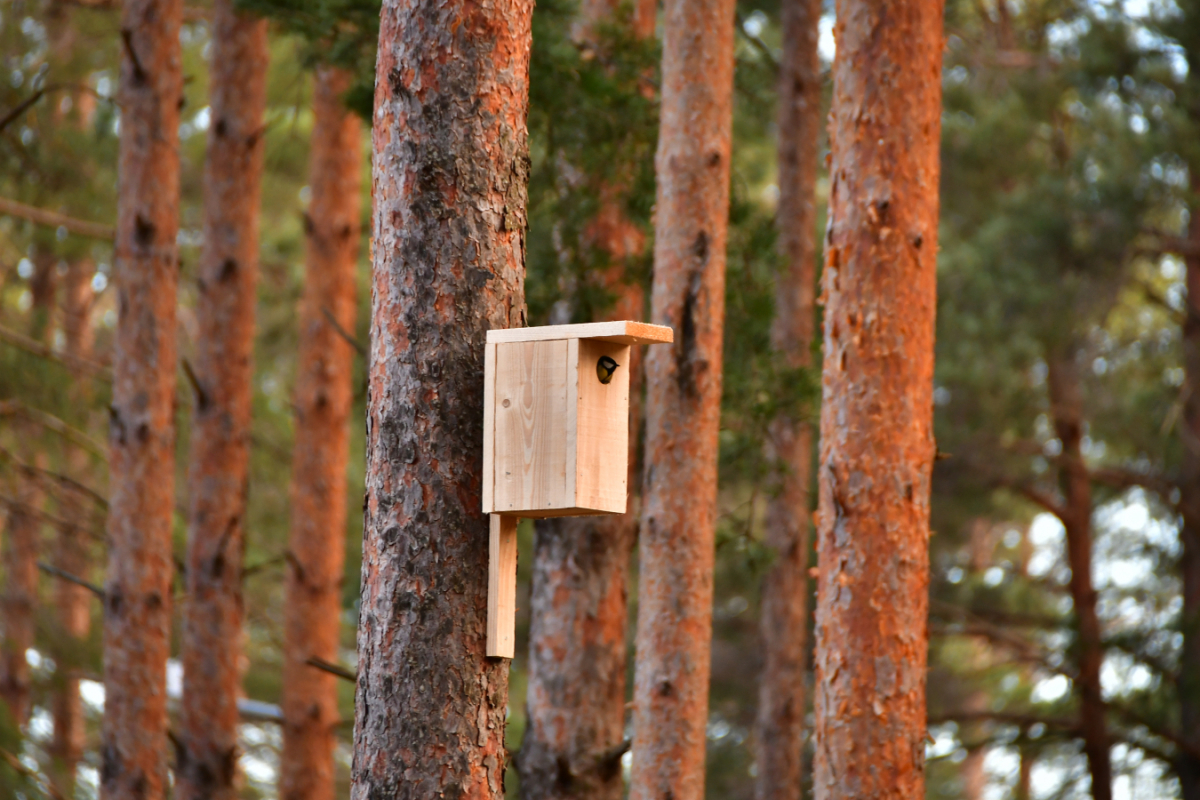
[0,196,114,240]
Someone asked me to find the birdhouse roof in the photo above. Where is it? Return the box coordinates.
[486,321,674,345]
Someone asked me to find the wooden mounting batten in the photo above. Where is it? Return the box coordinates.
[482,321,672,659]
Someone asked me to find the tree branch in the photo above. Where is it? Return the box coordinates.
[321,307,366,357]
[0,323,112,381]
[0,400,107,461]
[305,656,356,683]
[37,561,104,598]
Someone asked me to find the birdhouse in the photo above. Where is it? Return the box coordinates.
[482,320,673,657]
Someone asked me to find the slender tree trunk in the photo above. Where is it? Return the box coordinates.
[518,6,648,798]
[49,258,96,795]
[177,4,268,799]
[1,469,41,728]
[812,0,942,797]
[279,67,360,800]
[101,0,183,796]
[628,0,735,793]
[1178,173,1200,800]
[1,254,56,727]
[754,0,820,795]
[352,0,533,792]
[1046,353,1112,800]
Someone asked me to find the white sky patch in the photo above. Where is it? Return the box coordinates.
[1027,513,1065,578]
[1031,674,1070,704]
[819,15,835,64]
[81,679,105,712]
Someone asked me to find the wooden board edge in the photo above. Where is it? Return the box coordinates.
[565,337,579,509]
[486,514,518,659]
[481,342,496,514]
[486,321,673,345]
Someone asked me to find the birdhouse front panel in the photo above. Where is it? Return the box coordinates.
[481,321,672,519]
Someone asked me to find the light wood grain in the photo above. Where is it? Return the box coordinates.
[575,341,630,513]
[487,320,674,345]
[494,340,570,513]
[481,342,497,513]
[565,337,579,508]
[486,514,519,658]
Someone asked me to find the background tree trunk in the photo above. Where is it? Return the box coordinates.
[812,0,942,797]
[352,0,533,792]
[754,0,821,794]
[178,3,268,799]
[101,0,183,796]
[280,66,360,800]
[49,257,96,795]
[1,464,41,728]
[1046,353,1112,800]
[1178,172,1200,800]
[518,4,648,798]
[628,0,735,792]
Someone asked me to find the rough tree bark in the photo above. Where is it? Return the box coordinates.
[101,0,183,797]
[517,4,648,798]
[351,0,533,793]
[754,0,821,795]
[1179,172,1200,800]
[1046,353,1112,800]
[628,0,735,793]
[178,3,268,799]
[812,0,942,798]
[49,258,96,795]
[279,67,360,800]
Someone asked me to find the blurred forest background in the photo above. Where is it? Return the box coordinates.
[1,0,1198,797]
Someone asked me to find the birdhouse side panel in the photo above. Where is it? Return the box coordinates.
[492,340,572,513]
[574,340,631,514]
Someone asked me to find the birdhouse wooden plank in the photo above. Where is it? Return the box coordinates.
[482,321,672,518]
[482,320,672,657]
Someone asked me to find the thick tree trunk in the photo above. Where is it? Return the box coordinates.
[1,470,41,728]
[49,258,96,795]
[628,0,735,793]
[1046,353,1112,800]
[279,67,360,800]
[1178,175,1200,800]
[812,0,942,798]
[754,0,821,795]
[352,0,533,793]
[178,4,268,799]
[101,0,183,797]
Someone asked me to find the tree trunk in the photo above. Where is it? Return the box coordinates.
[812,0,942,797]
[101,0,183,796]
[754,0,820,795]
[1,468,41,728]
[178,3,268,799]
[628,0,735,793]
[1178,172,1200,800]
[352,0,533,793]
[279,67,360,800]
[49,258,96,795]
[518,6,648,799]
[1046,353,1112,800]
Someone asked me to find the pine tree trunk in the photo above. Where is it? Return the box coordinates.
[754,0,820,794]
[101,0,183,796]
[1047,353,1112,800]
[49,258,96,795]
[279,66,360,800]
[628,0,735,793]
[1178,175,1200,800]
[813,0,942,797]
[178,4,268,799]
[1,470,41,728]
[353,0,533,793]
[518,6,648,798]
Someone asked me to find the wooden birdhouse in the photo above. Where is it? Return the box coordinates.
[482,321,673,657]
